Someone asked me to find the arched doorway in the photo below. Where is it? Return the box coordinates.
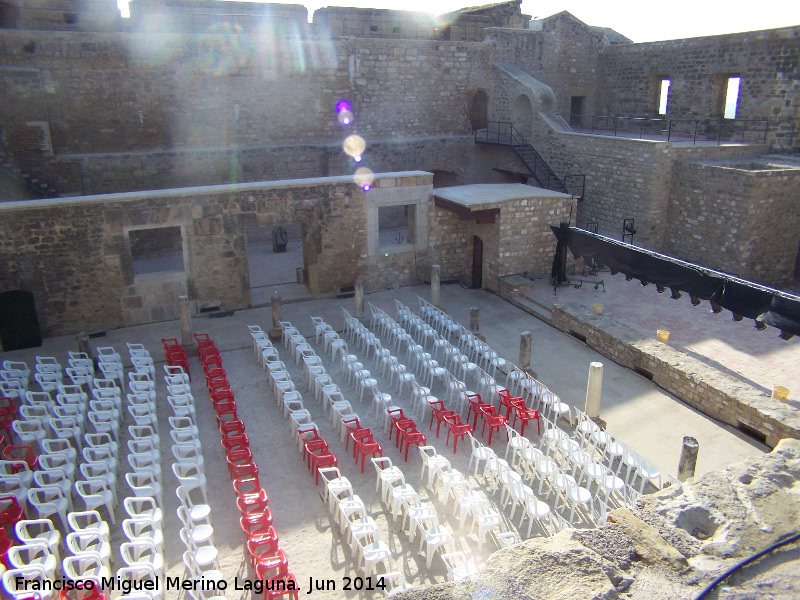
[471,236,483,289]
[470,91,488,132]
[512,94,533,140]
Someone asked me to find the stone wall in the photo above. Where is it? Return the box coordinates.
[596,28,800,149]
[550,303,800,448]
[9,0,120,32]
[0,171,432,336]
[665,159,800,288]
[313,7,436,40]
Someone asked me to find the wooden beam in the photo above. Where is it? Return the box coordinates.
[433,197,500,224]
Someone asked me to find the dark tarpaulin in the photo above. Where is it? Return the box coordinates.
[553,226,800,337]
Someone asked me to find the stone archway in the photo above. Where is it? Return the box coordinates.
[512,94,533,139]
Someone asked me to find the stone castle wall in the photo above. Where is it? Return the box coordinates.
[0,172,432,336]
[596,28,800,149]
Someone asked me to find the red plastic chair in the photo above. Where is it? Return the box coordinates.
[230,461,259,482]
[198,346,221,362]
[215,401,238,428]
[310,452,338,484]
[513,405,541,436]
[3,445,37,471]
[59,584,106,600]
[222,434,250,454]
[266,573,300,600]
[0,495,25,528]
[0,527,13,569]
[207,376,231,395]
[219,419,246,438]
[498,390,526,419]
[480,407,508,445]
[192,333,216,352]
[241,513,276,543]
[210,388,235,406]
[444,414,473,453]
[237,488,270,517]
[343,418,372,456]
[385,408,411,442]
[254,549,289,582]
[355,439,382,472]
[233,475,261,497]
[204,367,227,383]
[247,535,281,569]
[428,401,456,437]
[0,398,18,441]
[466,393,491,429]
[303,439,329,470]
[226,447,253,477]
[400,428,426,461]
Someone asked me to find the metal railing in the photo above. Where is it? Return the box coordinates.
[475,121,584,198]
[560,115,769,145]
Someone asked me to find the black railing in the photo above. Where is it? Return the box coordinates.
[560,115,770,145]
[475,121,583,198]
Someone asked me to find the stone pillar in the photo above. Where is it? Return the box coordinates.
[470,306,485,342]
[268,291,282,342]
[178,295,194,350]
[76,332,92,358]
[431,264,441,307]
[519,331,533,374]
[677,436,699,482]
[585,362,603,423]
[354,278,365,320]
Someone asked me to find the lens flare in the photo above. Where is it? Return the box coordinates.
[343,135,366,158]
[354,167,374,191]
[354,155,362,163]
[337,111,353,125]
[336,99,352,113]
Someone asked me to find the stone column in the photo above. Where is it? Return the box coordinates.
[268,291,282,341]
[354,278,365,320]
[178,295,194,350]
[585,362,603,423]
[431,264,441,307]
[470,306,485,342]
[677,436,699,482]
[519,331,532,372]
[76,332,92,358]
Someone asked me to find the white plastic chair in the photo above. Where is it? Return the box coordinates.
[123,497,163,529]
[126,469,164,507]
[127,404,158,431]
[3,564,54,599]
[82,445,118,476]
[75,478,116,524]
[27,485,69,529]
[175,486,211,526]
[66,530,111,567]
[33,468,73,510]
[417,521,452,568]
[123,517,164,553]
[115,565,162,600]
[38,451,76,480]
[120,539,165,577]
[7,540,57,578]
[354,537,392,579]
[79,462,117,504]
[15,518,61,561]
[63,551,111,581]
[441,551,479,581]
[129,453,163,480]
[67,509,110,541]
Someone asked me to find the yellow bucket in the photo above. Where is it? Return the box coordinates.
[592,304,603,314]
[773,386,789,401]
[657,330,670,343]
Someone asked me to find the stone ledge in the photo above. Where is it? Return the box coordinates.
[550,303,800,448]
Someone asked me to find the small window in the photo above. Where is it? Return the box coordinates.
[724,76,740,119]
[369,24,379,32]
[62,12,78,24]
[658,79,671,115]
[378,205,416,247]
[392,26,401,34]
[129,227,184,276]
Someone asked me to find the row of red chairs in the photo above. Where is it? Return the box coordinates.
[197,333,298,600]
[428,400,474,453]
[385,408,427,462]
[342,417,383,472]
[161,338,190,379]
[298,425,339,485]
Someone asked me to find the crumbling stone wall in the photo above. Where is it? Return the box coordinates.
[0,172,432,336]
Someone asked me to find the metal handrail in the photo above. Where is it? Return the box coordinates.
[559,114,769,145]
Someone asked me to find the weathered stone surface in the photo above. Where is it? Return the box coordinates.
[606,508,689,571]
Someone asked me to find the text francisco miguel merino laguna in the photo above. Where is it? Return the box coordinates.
[13,574,389,595]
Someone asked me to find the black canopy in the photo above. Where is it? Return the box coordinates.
[552,226,800,338]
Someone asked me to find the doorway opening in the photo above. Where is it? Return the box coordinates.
[470,91,488,131]
[471,236,483,289]
[512,94,533,140]
[569,96,584,128]
[245,223,309,305]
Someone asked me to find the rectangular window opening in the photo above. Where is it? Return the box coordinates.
[724,76,740,119]
[634,366,654,381]
[129,226,185,276]
[658,79,671,115]
[378,204,416,248]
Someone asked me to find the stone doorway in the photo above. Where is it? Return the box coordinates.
[245,223,310,306]
[512,94,533,139]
